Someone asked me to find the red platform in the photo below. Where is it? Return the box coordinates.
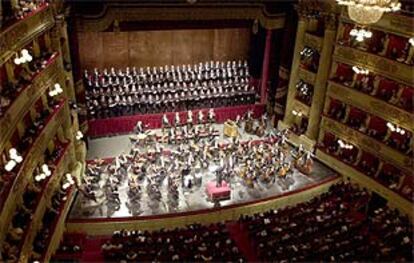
[206,181,231,201]
[87,104,265,137]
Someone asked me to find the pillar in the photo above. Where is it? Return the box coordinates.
[260,29,273,104]
[305,15,337,140]
[283,17,307,125]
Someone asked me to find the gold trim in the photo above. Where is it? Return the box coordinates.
[19,143,74,261]
[327,81,414,132]
[0,103,67,243]
[321,116,413,173]
[0,55,63,155]
[316,149,413,219]
[66,178,340,235]
[293,99,311,116]
[304,32,323,52]
[0,6,55,65]
[333,45,414,86]
[76,5,286,32]
[298,67,317,85]
[340,9,414,39]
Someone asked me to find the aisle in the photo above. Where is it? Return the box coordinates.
[227,222,259,262]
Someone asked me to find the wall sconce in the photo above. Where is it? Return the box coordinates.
[300,47,315,57]
[338,139,354,149]
[292,110,303,117]
[387,122,406,135]
[4,148,23,172]
[76,131,84,140]
[48,83,63,97]
[350,28,372,42]
[409,37,414,47]
[352,66,369,75]
[13,49,33,65]
[62,173,75,190]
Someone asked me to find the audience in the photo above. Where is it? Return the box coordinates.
[52,181,413,262]
[101,224,245,262]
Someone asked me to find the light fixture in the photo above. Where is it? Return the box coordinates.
[9,148,22,163]
[5,160,17,172]
[292,110,303,117]
[42,164,51,177]
[13,49,33,65]
[387,122,406,135]
[337,0,401,25]
[300,47,315,57]
[350,28,373,42]
[409,37,414,47]
[62,173,75,190]
[338,139,354,149]
[76,131,84,140]
[48,83,63,97]
[352,66,369,75]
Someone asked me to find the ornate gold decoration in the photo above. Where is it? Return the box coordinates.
[75,5,285,32]
[328,81,414,131]
[0,56,62,154]
[0,103,66,241]
[298,67,317,85]
[304,33,324,52]
[334,45,413,85]
[0,6,54,65]
[321,117,413,173]
[316,149,413,216]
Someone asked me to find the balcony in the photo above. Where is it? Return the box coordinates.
[16,142,72,260]
[0,100,67,236]
[0,53,61,154]
[333,45,413,85]
[327,81,413,132]
[298,67,317,85]
[303,32,323,52]
[0,5,54,64]
[316,149,413,214]
[320,116,412,174]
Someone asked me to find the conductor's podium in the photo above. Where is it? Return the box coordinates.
[206,181,231,201]
[223,121,239,137]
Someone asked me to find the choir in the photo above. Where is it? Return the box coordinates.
[84,60,257,119]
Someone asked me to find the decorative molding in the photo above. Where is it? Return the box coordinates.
[0,6,55,65]
[340,9,414,38]
[19,143,73,261]
[75,5,286,32]
[298,67,317,85]
[0,54,63,155]
[316,149,413,218]
[0,101,66,242]
[327,81,414,132]
[304,32,323,52]
[293,99,311,116]
[333,45,414,85]
[321,116,413,173]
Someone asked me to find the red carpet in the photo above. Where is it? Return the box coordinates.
[227,222,259,262]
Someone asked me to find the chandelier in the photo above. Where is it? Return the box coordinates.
[337,0,401,25]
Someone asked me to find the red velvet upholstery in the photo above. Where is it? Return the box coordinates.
[368,116,387,135]
[87,104,265,137]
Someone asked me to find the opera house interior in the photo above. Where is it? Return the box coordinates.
[0,0,413,262]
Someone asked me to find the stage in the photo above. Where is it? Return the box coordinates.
[69,123,338,220]
[86,104,265,137]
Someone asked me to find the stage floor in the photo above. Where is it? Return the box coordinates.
[70,124,336,220]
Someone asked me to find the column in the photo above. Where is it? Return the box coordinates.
[283,17,307,125]
[260,29,273,104]
[305,15,337,140]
